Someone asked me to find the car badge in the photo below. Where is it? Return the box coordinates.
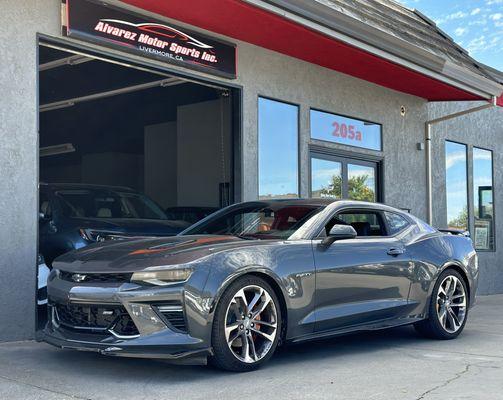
[72,273,87,283]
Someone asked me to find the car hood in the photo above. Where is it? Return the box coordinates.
[53,235,273,273]
[70,217,190,236]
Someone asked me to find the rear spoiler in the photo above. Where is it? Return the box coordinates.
[438,229,470,237]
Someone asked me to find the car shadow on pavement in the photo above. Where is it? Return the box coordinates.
[31,325,441,382]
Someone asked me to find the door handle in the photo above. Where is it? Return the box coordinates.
[387,247,405,256]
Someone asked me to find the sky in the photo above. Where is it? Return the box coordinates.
[397,0,503,70]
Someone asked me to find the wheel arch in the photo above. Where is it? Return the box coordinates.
[210,267,289,344]
[439,262,471,302]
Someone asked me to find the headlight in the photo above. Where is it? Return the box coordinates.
[131,268,193,286]
[79,229,133,242]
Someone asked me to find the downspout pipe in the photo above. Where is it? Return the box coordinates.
[425,96,497,225]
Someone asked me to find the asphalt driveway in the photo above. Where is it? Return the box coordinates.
[1,295,502,400]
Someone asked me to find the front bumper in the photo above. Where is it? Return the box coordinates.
[42,271,213,364]
[42,324,210,364]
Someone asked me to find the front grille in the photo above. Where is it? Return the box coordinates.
[60,271,132,284]
[54,303,139,337]
[154,302,187,332]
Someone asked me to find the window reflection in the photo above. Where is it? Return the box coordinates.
[445,141,468,231]
[348,164,375,201]
[311,158,342,199]
[310,109,381,151]
[258,98,299,199]
[473,148,494,250]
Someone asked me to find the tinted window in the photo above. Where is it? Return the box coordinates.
[258,98,299,199]
[326,210,386,237]
[56,189,167,220]
[384,212,410,235]
[445,141,468,231]
[310,109,381,151]
[473,148,494,250]
[183,203,323,240]
[348,164,376,201]
[311,157,342,199]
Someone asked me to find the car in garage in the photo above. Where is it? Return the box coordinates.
[42,199,478,371]
[39,183,190,266]
[165,206,219,225]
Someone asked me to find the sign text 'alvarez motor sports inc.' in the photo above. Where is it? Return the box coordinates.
[62,0,237,78]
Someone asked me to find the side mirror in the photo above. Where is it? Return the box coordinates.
[321,224,357,247]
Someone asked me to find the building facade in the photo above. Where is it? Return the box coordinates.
[0,0,502,341]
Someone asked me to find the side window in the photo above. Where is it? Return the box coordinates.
[324,210,386,237]
[384,212,410,235]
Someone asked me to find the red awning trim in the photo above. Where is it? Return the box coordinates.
[122,0,490,102]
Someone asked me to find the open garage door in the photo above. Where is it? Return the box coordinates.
[37,41,239,325]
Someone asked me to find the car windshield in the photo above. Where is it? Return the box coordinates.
[182,203,324,240]
[55,189,167,220]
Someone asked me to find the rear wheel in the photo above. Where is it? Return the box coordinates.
[415,269,469,339]
[210,276,282,372]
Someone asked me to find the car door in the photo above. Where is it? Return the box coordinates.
[312,208,414,332]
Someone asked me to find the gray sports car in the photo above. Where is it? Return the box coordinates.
[43,199,478,371]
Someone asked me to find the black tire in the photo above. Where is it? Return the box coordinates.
[210,275,282,372]
[414,268,469,340]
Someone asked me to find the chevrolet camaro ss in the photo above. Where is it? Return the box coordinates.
[43,199,478,371]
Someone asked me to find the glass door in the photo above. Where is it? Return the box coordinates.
[310,153,379,201]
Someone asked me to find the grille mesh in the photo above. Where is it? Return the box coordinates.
[54,303,139,336]
[59,271,132,283]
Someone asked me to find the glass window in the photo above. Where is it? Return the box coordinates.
[445,141,468,231]
[473,148,494,250]
[310,109,381,151]
[336,211,386,237]
[183,203,324,240]
[384,212,410,235]
[311,158,342,199]
[258,98,299,199]
[55,189,167,220]
[348,164,376,202]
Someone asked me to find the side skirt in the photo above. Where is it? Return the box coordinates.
[287,316,424,344]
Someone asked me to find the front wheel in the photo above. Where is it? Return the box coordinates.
[210,276,282,372]
[415,269,469,339]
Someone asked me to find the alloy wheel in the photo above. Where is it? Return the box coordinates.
[436,275,467,333]
[224,285,278,363]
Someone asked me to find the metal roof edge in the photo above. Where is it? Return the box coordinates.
[251,0,502,98]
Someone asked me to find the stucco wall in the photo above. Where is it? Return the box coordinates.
[0,0,60,341]
[0,0,500,341]
[429,102,503,294]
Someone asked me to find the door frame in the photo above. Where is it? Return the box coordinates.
[308,145,384,202]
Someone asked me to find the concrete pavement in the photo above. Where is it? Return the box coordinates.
[1,295,502,400]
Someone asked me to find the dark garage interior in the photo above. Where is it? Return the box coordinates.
[37,43,238,327]
[39,44,234,213]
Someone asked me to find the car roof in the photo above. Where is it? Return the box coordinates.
[243,198,406,212]
[40,182,136,193]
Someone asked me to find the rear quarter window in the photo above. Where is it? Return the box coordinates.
[384,212,410,235]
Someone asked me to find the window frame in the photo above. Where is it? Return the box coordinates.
[309,107,383,152]
[309,149,383,202]
[257,95,301,199]
[472,146,496,252]
[315,207,393,239]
